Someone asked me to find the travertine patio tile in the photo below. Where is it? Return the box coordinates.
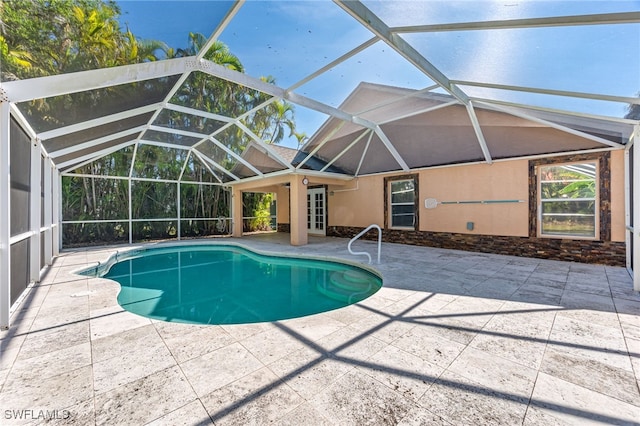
[348,311,417,344]
[273,402,334,426]
[158,323,236,363]
[315,326,387,362]
[180,342,263,397]
[418,370,528,425]
[93,338,176,394]
[91,323,160,363]
[240,327,308,365]
[89,306,152,340]
[278,314,346,343]
[310,368,417,425]
[146,400,213,426]
[447,346,537,400]
[361,344,443,401]
[94,366,196,426]
[540,346,640,406]
[10,342,91,382]
[397,406,454,425]
[201,367,303,425]
[393,324,466,369]
[268,345,353,400]
[469,332,547,370]
[17,321,89,360]
[0,365,93,415]
[529,372,640,425]
[560,290,615,311]
[219,321,275,341]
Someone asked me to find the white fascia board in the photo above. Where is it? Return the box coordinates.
[147,125,209,139]
[48,126,145,158]
[334,0,469,104]
[3,57,190,103]
[374,125,410,171]
[475,100,624,148]
[39,103,163,140]
[234,122,295,170]
[466,102,493,164]
[453,80,640,106]
[392,12,640,33]
[58,141,136,170]
[209,137,264,177]
[164,103,233,123]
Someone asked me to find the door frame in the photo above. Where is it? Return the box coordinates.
[307,187,326,236]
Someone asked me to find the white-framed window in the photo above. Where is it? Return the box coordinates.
[538,161,598,238]
[389,178,416,229]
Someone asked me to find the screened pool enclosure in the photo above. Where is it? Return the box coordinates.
[1,1,639,328]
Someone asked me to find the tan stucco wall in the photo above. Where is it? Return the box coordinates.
[303,152,627,242]
[328,178,384,228]
[610,150,626,242]
[275,185,290,223]
[418,161,529,236]
[326,160,529,236]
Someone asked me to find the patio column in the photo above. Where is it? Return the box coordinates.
[52,170,60,257]
[232,187,243,237]
[289,175,307,246]
[0,99,11,329]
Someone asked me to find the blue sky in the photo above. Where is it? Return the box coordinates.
[117,1,640,148]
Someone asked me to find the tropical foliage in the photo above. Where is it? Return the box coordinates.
[1,0,293,244]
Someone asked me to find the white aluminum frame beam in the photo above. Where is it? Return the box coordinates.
[633,124,640,291]
[391,12,640,33]
[0,100,10,329]
[2,57,190,103]
[52,169,60,256]
[296,121,347,170]
[466,102,492,164]
[29,141,41,282]
[196,1,246,61]
[164,103,233,123]
[43,158,53,266]
[48,126,145,159]
[37,103,163,140]
[57,141,136,170]
[207,137,264,177]
[453,80,640,106]
[192,150,235,182]
[320,128,372,172]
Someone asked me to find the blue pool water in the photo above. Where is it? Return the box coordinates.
[90,245,382,325]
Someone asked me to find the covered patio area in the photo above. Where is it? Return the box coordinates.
[1,235,638,424]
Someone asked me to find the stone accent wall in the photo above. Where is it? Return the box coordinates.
[277,223,290,233]
[326,226,626,266]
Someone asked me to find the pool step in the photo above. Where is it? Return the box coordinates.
[318,271,373,303]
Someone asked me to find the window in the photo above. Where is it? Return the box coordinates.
[389,178,416,229]
[538,161,598,238]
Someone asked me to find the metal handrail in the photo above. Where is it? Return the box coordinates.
[347,224,382,264]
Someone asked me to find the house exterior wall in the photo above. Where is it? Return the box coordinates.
[321,151,626,266]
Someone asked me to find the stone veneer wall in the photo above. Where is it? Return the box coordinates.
[277,223,290,233]
[326,226,626,266]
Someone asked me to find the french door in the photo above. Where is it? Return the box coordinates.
[307,188,326,236]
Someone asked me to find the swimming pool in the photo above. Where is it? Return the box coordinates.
[83,244,382,325]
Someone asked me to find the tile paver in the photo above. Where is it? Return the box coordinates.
[0,234,638,425]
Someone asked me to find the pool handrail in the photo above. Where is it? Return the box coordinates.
[347,224,382,264]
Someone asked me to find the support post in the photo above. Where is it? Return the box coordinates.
[289,176,308,246]
[43,157,53,265]
[52,170,60,256]
[633,124,639,291]
[29,139,41,281]
[232,187,243,237]
[177,182,181,240]
[1,100,11,329]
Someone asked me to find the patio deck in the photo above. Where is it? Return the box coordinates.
[1,234,639,425]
